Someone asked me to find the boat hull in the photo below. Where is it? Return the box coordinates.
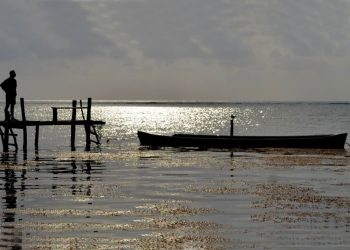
[137,131,347,149]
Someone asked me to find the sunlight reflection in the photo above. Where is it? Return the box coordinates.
[96,104,270,141]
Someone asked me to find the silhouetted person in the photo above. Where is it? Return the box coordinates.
[1,70,17,121]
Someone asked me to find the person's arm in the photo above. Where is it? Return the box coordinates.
[0,79,8,92]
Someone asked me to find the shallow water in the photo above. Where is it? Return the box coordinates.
[1,102,350,249]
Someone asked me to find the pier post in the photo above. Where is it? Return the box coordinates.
[20,98,27,153]
[230,115,235,137]
[53,108,58,122]
[0,97,104,153]
[35,125,39,151]
[71,100,77,151]
[84,98,92,151]
[4,126,9,152]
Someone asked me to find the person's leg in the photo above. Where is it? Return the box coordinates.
[4,102,10,120]
[10,103,14,119]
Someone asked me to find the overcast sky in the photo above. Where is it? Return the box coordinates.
[1,0,350,101]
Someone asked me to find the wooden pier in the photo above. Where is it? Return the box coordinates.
[0,98,105,153]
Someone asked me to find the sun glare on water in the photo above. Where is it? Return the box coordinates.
[94,103,267,141]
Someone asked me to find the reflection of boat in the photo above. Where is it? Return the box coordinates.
[137,131,347,149]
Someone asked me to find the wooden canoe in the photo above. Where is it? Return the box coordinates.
[137,131,347,149]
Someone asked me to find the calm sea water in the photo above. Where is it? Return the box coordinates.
[1,101,350,249]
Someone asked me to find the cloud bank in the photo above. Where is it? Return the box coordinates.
[1,0,350,100]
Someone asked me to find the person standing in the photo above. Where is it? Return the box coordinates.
[1,70,17,121]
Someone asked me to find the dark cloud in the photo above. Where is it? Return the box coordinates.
[2,0,350,64]
[0,1,119,61]
[267,1,350,58]
[113,0,254,64]
[40,1,119,58]
[88,0,350,67]
[1,0,350,101]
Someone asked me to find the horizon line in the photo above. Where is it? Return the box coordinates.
[3,99,350,104]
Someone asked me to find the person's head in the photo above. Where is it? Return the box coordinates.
[9,70,16,78]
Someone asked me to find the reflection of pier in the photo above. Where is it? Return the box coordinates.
[0,152,101,248]
[0,98,105,152]
[0,154,24,249]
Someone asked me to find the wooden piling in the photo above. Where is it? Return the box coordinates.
[20,98,27,153]
[230,115,236,137]
[85,98,92,151]
[52,108,58,122]
[230,118,234,137]
[71,100,77,151]
[87,98,91,121]
[35,125,39,151]
[4,126,9,152]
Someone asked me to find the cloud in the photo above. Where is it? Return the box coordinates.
[79,0,350,68]
[82,0,255,65]
[2,0,350,65]
[1,0,350,100]
[267,1,350,58]
[0,0,117,61]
